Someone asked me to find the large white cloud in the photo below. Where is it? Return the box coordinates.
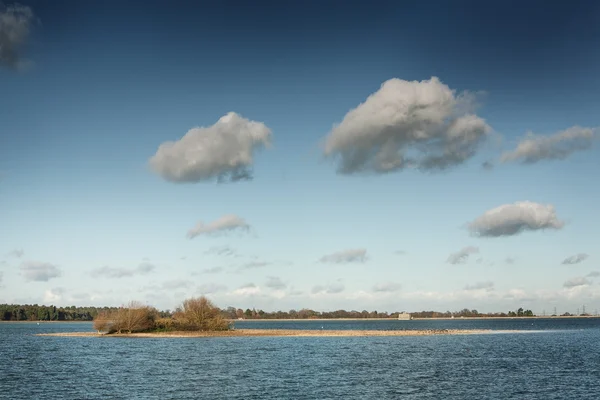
[323,77,491,174]
[447,246,479,264]
[149,112,271,183]
[320,248,368,264]
[187,215,249,239]
[501,126,596,164]
[19,261,62,282]
[0,4,34,70]
[468,201,564,237]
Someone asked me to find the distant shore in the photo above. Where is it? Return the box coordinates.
[37,328,497,338]
[4,315,598,324]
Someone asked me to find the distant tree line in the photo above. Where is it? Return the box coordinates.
[0,303,557,324]
[0,304,121,321]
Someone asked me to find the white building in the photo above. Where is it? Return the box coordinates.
[397,312,412,320]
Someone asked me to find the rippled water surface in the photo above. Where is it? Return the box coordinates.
[1,319,599,399]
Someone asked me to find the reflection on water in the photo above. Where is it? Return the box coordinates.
[1,319,599,399]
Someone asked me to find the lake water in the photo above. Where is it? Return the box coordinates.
[1,319,599,399]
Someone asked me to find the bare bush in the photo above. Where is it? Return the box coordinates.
[92,301,157,334]
[175,296,229,331]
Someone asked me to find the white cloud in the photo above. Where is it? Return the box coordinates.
[323,77,491,174]
[562,253,589,265]
[43,287,66,303]
[187,214,249,239]
[320,249,367,264]
[0,4,34,70]
[149,112,271,183]
[501,126,596,164]
[587,271,600,278]
[372,282,401,292]
[265,276,286,290]
[90,262,156,278]
[447,246,479,264]
[20,261,62,282]
[464,281,494,291]
[563,277,591,288]
[468,201,564,237]
[311,283,345,294]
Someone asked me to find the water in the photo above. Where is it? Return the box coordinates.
[1,319,599,399]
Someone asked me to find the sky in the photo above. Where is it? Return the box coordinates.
[1,0,599,314]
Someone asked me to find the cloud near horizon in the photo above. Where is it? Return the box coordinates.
[90,262,156,279]
[561,253,589,265]
[0,4,34,70]
[149,112,271,183]
[323,77,491,174]
[187,215,249,239]
[447,246,479,264]
[501,126,596,164]
[320,249,367,264]
[468,201,564,237]
[19,261,62,282]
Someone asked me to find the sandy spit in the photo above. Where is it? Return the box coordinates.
[36,329,497,338]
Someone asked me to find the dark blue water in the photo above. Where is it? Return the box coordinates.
[1,319,599,399]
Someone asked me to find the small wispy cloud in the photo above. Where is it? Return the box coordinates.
[586,271,600,278]
[501,126,596,164]
[563,277,591,289]
[198,283,227,294]
[464,281,494,291]
[6,249,24,258]
[233,283,260,296]
[265,276,286,290]
[187,215,250,239]
[320,249,367,264]
[238,261,270,271]
[372,282,401,293]
[90,262,156,279]
[447,246,479,264]
[20,261,62,282]
[201,266,224,274]
[204,246,240,257]
[311,283,345,294]
[161,280,192,290]
[561,253,589,265]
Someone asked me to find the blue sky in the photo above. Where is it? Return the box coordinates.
[1,0,599,313]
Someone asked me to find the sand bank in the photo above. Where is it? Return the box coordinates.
[37,328,497,338]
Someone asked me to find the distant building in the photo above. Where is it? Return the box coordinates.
[398,312,412,320]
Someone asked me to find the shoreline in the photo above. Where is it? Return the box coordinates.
[37,328,498,338]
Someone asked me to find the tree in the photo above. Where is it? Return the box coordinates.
[175,296,229,331]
